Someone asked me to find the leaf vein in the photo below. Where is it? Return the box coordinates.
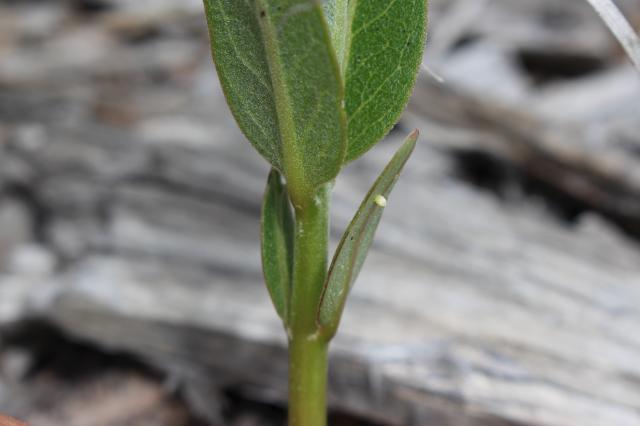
[351,0,401,39]
[216,0,272,92]
[348,27,415,145]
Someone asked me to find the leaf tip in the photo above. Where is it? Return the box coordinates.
[409,129,420,140]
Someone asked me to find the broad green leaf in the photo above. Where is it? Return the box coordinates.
[203,0,347,201]
[325,0,427,162]
[261,169,295,322]
[317,131,419,336]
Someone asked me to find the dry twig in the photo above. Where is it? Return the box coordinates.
[586,0,640,71]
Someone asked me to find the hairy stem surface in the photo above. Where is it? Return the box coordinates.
[288,184,332,426]
[288,335,329,426]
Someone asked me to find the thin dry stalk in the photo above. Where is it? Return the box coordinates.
[586,0,640,71]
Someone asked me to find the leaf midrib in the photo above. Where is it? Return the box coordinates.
[256,0,306,202]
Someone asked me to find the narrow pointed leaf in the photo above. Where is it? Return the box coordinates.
[261,169,295,322]
[317,131,419,335]
[325,0,427,162]
[203,0,347,199]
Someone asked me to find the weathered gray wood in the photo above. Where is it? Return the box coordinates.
[3,116,639,425]
[0,1,639,425]
[412,0,640,238]
[411,45,640,236]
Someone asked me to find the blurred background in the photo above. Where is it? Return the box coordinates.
[0,0,639,425]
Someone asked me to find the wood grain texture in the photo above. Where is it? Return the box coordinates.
[0,1,639,425]
[3,121,636,425]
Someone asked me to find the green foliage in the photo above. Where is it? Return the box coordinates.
[261,169,295,322]
[203,2,426,424]
[317,131,418,336]
[203,0,346,203]
[325,0,428,161]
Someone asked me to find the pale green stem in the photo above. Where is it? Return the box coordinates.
[288,183,332,426]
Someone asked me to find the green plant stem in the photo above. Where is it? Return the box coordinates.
[288,183,332,426]
[288,335,329,426]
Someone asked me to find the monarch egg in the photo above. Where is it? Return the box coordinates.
[374,195,387,207]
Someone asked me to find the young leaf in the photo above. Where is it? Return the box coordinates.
[317,130,419,336]
[203,0,347,201]
[261,169,295,323]
[325,0,427,162]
